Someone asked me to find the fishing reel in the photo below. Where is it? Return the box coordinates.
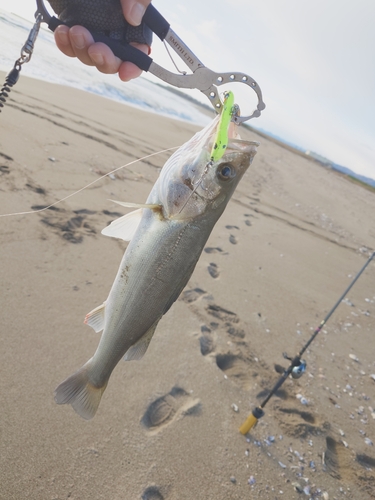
[291,359,307,379]
[283,353,307,379]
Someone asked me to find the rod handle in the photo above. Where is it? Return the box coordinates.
[239,407,264,435]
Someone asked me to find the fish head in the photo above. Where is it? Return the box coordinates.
[157,116,259,220]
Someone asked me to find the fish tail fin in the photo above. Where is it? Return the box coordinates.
[54,360,107,420]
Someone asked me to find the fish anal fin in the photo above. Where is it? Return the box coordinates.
[123,322,159,361]
[84,302,106,333]
[101,209,143,241]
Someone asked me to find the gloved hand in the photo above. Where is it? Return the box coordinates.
[47,0,152,81]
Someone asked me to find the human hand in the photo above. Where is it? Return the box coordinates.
[51,0,152,81]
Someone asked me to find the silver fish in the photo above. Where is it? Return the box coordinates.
[54,116,258,419]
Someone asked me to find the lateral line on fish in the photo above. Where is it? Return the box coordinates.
[0,146,179,218]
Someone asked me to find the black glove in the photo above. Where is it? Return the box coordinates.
[47,0,152,45]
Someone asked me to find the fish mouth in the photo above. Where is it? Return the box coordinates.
[225,122,260,153]
[226,137,260,154]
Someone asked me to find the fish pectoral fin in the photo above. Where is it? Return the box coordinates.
[84,301,106,332]
[101,208,143,241]
[102,200,163,241]
[123,321,159,361]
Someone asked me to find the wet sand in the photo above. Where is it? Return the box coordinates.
[1,72,375,499]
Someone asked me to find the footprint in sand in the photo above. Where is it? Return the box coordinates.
[141,486,164,500]
[204,247,223,254]
[273,402,327,439]
[199,325,216,356]
[35,206,97,243]
[324,436,353,480]
[186,299,278,403]
[141,387,201,433]
[244,213,257,227]
[201,303,269,390]
[356,453,375,469]
[199,323,220,356]
[102,209,123,218]
[26,182,47,195]
[207,262,220,279]
[323,439,375,495]
[256,386,289,401]
[225,225,240,244]
[226,326,245,339]
[215,352,261,390]
[0,165,10,174]
[206,303,240,324]
[0,152,13,161]
[200,335,215,356]
[180,288,206,303]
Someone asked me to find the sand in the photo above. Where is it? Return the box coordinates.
[1,71,375,500]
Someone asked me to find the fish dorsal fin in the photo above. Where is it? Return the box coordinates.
[84,301,106,333]
[109,200,161,210]
[101,208,143,241]
[123,321,159,361]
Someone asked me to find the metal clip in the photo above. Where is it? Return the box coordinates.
[19,13,42,64]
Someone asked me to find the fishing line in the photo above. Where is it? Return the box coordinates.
[239,250,375,435]
[0,146,179,218]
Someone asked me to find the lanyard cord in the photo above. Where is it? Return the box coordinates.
[0,14,41,113]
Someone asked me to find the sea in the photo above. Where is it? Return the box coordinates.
[2,10,375,188]
[0,9,211,126]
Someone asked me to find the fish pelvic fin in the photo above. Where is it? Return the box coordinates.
[54,360,107,420]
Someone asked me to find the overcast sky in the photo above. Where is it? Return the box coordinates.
[1,0,374,180]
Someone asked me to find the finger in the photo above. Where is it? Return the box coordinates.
[87,43,122,74]
[68,26,97,66]
[121,0,152,26]
[89,42,149,77]
[117,43,150,81]
[118,62,143,81]
[54,25,76,58]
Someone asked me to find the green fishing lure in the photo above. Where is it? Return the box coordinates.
[210,91,235,162]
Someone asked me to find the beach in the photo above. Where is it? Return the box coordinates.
[1,72,375,499]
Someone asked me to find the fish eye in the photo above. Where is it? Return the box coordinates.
[217,163,235,181]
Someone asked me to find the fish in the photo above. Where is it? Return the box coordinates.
[54,115,259,419]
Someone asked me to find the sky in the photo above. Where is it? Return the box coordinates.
[1,0,374,180]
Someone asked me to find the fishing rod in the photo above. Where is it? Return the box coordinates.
[239,250,375,435]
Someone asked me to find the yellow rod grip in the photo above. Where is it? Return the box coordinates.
[239,414,258,435]
[239,407,265,435]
